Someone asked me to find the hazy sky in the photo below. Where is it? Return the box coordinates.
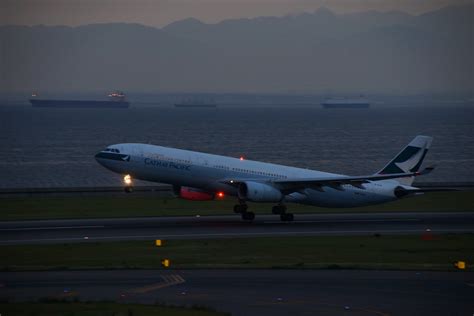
[2,0,471,27]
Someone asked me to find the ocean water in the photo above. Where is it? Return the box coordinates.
[0,104,473,188]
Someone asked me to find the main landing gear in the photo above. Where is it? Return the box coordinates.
[233,201,255,221]
[272,204,294,222]
[234,202,294,222]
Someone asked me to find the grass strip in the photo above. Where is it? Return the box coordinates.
[0,191,473,221]
[0,302,229,316]
[2,234,473,271]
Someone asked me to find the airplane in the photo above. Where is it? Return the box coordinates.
[95,135,436,221]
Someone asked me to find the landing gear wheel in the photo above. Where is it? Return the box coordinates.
[242,211,255,221]
[272,205,286,214]
[280,213,294,222]
[233,205,241,213]
[233,204,248,214]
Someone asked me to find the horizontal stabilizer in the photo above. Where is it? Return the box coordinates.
[394,186,458,198]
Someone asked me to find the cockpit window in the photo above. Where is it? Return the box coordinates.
[103,148,120,153]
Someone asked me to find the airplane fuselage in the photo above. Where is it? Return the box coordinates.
[95,143,403,208]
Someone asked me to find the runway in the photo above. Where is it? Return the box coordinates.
[1,212,473,245]
[2,213,474,315]
[1,269,473,315]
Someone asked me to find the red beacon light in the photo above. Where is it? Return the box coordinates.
[240,156,244,161]
[217,192,225,199]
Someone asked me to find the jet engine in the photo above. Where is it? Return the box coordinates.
[393,185,422,198]
[174,186,215,201]
[238,181,283,202]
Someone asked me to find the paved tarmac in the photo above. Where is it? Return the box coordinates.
[1,269,473,315]
[1,212,474,245]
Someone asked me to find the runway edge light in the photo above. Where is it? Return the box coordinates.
[162,259,170,268]
[155,239,163,247]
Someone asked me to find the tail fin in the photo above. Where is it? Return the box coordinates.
[378,135,433,185]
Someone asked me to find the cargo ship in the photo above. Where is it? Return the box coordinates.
[321,97,370,109]
[30,91,130,108]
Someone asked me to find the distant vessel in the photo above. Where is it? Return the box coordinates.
[321,97,370,109]
[174,98,217,108]
[30,91,130,108]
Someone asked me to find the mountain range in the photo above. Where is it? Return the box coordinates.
[1,4,472,94]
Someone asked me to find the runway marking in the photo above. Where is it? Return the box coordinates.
[0,219,421,232]
[0,225,105,231]
[127,274,185,294]
[263,219,420,224]
[0,219,419,231]
[2,228,474,244]
[0,220,420,232]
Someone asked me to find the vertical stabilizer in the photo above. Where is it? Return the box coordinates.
[377,135,433,185]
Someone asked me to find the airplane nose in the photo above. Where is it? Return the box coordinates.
[94,152,103,162]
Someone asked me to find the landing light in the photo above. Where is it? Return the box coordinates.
[124,174,132,185]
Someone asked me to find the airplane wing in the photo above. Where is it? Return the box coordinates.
[220,166,435,192]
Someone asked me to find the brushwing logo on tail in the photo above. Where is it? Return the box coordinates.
[395,147,426,172]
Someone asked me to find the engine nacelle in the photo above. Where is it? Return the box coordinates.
[238,181,283,202]
[176,186,215,201]
[393,185,420,198]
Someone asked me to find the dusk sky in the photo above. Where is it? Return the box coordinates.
[2,0,471,27]
[2,0,472,94]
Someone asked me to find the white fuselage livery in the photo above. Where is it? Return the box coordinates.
[95,143,412,208]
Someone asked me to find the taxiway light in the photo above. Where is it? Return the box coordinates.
[155,239,163,247]
[124,174,132,185]
[162,259,170,268]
